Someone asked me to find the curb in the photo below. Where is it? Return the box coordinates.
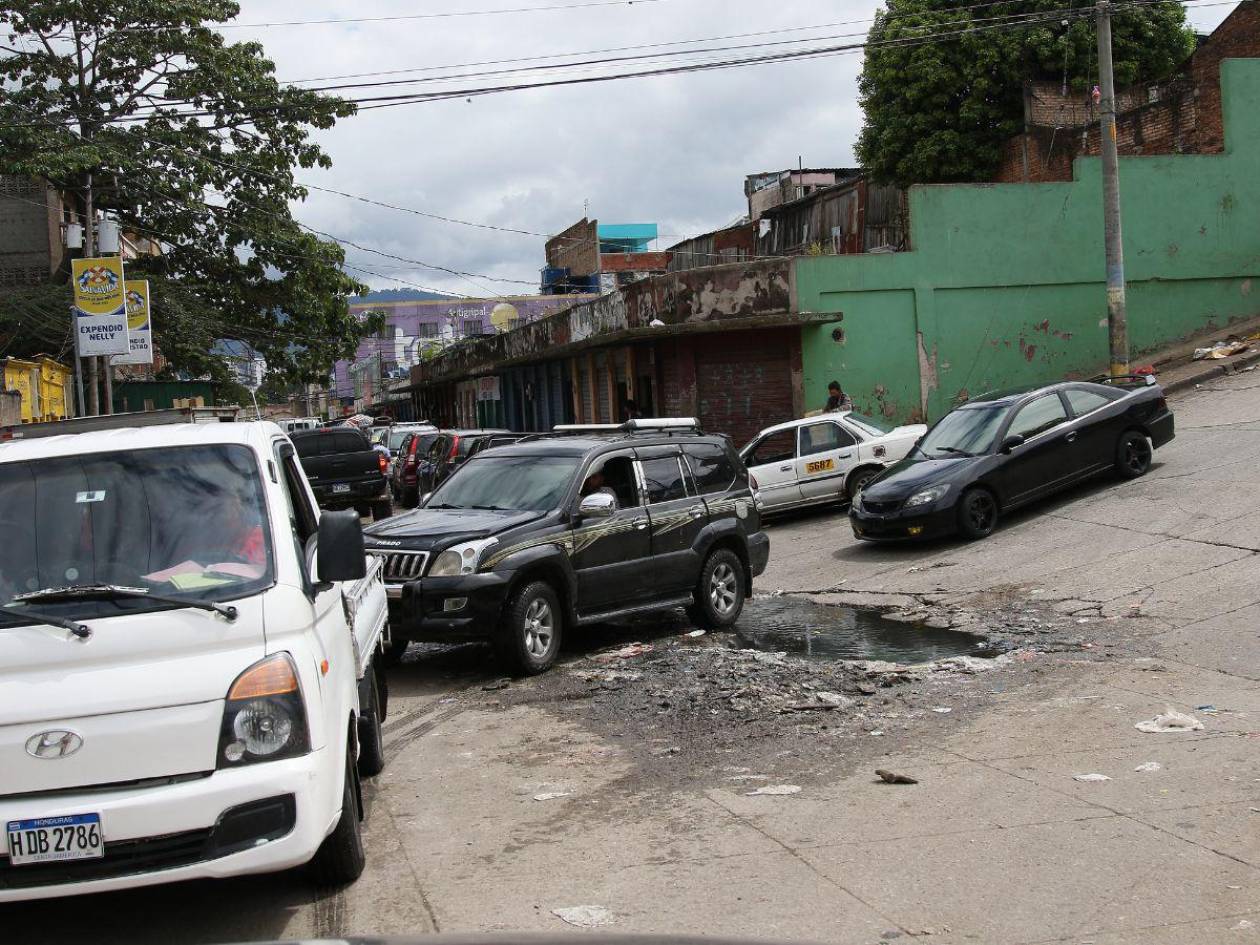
[1161,348,1260,396]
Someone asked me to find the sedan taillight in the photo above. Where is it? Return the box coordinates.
[378,453,389,475]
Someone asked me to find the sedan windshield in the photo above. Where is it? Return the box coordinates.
[0,444,273,623]
[426,455,580,512]
[918,406,1008,456]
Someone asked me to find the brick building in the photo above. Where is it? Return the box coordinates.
[995,0,1258,182]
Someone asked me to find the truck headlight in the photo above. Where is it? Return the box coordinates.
[217,653,310,768]
[904,484,951,508]
[427,537,499,576]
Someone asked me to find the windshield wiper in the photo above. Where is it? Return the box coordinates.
[934,446,975,457]
[0,604,91,639]
[13,584,238,621]
[469,504,511,511]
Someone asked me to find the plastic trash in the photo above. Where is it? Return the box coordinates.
[533,792,572,801]
[1135,707,1205,733]
[1073,773,1112,782]
[876,769,918,784]
[592,642,654,663]
[552,906,615,928]
[745,784,802,796]
[684,629,706,638]
[1134,762,1163,772]
[931,706,953,714]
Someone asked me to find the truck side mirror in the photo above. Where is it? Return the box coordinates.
[316,510,367,584]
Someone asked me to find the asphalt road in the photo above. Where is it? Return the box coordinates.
[7,372,1260,945]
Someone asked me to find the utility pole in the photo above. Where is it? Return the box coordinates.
[83,172,100,416]
[1096,0,1129,376]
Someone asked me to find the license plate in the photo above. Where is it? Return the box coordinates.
[806,458,835,474]
[332,484,351,494]
[6,814,103,866]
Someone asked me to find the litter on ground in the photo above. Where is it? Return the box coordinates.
[1135,708,1205,733]
[1134,762,1163,772]
[552,905,615,928]
[1073,773,1112,782]
[746,784,802,796]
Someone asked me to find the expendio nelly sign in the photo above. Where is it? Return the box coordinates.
[72,257,130,356]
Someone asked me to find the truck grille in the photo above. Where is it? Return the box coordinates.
[373,550,428,581]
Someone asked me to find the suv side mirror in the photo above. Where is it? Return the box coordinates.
[316,510,367,584]
[1000,434,1026,454]
[578,492,615,519]
[420,492,432,506]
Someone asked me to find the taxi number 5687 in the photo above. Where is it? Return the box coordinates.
[805,458,836,474]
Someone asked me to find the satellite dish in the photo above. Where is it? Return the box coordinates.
[490,302,519,333]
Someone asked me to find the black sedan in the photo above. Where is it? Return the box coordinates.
[850,378,1174,542]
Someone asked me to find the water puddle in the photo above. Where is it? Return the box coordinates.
[734,597,989,663]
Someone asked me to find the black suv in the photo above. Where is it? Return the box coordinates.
[362,419,770,674]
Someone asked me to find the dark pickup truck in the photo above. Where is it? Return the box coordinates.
[291,427,392,520]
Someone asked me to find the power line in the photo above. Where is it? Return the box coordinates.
[127,0,676,31]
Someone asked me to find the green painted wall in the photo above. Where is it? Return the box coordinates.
[795,58,1260,423]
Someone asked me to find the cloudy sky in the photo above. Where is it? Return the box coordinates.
[233,0,1239,298]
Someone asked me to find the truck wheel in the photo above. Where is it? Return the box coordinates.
[495,581,562,676]
[308,746,366,887]
[687,548,746,629]
[357,669,386,778]
[1115,430,1153,479]
[371,499,392,521]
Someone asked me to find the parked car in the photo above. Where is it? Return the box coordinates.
[740,412,927,514]
[390,428,442,508]
[417,429,511,498]
[464,431,529,459]
[850,378,1175,542]
[290,427,392,520]
[363,418,770,674]
[276,417,320,435]
[0,420,389,901]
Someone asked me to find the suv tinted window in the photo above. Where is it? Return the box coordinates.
[641,454,687,504]
[684,443,737,495]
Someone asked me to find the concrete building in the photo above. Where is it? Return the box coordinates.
[0,355,72,423]
[541,219,671,295]
[0,176,64,289]
[409,54,1260,436]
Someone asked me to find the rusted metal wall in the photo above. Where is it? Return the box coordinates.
[667,223,757,273]
[755,179,908,257]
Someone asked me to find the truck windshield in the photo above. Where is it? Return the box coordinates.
[0,444,273,622]
[427,455,580,512]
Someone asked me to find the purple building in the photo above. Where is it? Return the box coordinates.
[333,291,597,410]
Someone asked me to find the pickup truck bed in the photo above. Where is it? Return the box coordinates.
[291,428,390,519]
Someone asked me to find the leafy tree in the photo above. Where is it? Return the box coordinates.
[855,0,1195,184]
[0,0,380,382]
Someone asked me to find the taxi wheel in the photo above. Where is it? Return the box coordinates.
[496,581,563,676]
[688,548,746,629]
[308,742,366,887]
[845,466,882,502]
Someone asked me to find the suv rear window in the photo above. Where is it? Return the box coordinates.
[683,443,737,495]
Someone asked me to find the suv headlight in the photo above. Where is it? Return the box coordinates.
[428,537,500,576]
[217,653,310,768]
[905,484,951,508]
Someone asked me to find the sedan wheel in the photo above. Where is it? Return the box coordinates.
[1116,431,1153,479]
[956,488,998,540]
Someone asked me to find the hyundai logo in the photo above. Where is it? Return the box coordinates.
[25,730,83,760]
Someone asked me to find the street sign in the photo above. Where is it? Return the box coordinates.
[111,280,153,365]
[72,257,129,356]
[476,376,501,401]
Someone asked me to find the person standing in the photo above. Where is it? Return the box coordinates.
[824,380,852,412]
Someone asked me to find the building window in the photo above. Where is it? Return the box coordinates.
[416,322,440,338]
[461,318,484,337]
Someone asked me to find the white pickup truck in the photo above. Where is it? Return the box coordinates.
[0,421,390,901]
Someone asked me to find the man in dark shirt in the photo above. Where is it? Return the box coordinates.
[825,380,853,412]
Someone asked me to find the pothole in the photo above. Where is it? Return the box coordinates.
[733,596,990,663]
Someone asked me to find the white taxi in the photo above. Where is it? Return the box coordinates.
[740,411,927,514]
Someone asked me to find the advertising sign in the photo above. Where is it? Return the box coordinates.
[111,280,153,365]
[72,257,129,356]
[476,376,501,402]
